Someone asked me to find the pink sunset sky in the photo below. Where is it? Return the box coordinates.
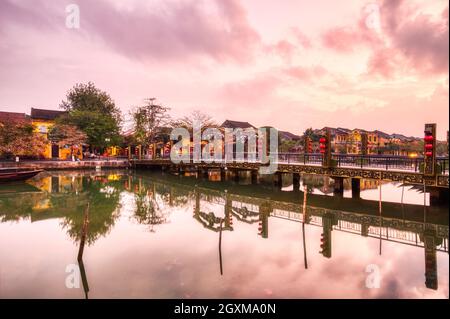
[0,0,448,139]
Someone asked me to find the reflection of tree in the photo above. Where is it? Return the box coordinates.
[170,188,191,207]
[60,178,122,245]
[0,175,123,245]
[131,181,170,232]
[0,193,42,222]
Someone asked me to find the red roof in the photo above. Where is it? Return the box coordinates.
[0,111,30,123]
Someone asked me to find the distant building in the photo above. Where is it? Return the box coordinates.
[220,120,256,130]
[312,127,424,155]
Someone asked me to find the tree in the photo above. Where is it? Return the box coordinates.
[131,98,171,146]
[60,82,122,151]
[0,121,47,158]
[49,124,87,158]
[171,110,218,133]
[279,140,299,152]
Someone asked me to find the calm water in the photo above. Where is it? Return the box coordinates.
[0,169,448,299]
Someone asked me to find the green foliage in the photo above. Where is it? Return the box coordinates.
[302,127,321,142]
[279,140,299,152]
[60,82,122,150]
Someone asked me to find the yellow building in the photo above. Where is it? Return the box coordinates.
[30,108,82,160]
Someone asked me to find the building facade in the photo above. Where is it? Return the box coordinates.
[30,108,83,160]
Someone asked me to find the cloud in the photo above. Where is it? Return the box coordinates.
[290,27,312,49]
[283,66,327,82]
[77,0,261,63]
[266,40,297,62]
[379,0,449,76]
[219,73,282,106]
[0,0,56,32]
[0,0,261,64]
[322,27,362,53]
[264,28,312,62]
[321,0,449,78]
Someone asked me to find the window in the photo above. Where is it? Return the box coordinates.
[38,125,47,133]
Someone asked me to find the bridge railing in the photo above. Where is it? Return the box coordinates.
[437,157,449,175]
[134,151,449,175]
[276,153,449,174]
[332,154,424,171]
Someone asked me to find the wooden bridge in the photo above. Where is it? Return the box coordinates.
[132,153,449,205]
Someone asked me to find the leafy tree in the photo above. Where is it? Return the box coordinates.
[303,128,314,138]
[131,98,171,146]
[279,140,299,152]
[0,120,47,158]
[60,82,122,151]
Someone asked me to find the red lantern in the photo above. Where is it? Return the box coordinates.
[424,130,434,159]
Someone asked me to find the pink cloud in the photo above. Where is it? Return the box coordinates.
[0,0,261,64]
[290,27,312,49]
[380,1,449,75]
[267,40,297,61]
[219,73,282,106]
[367,48,398,78]
[322,27,361,53]
[321,0,449,78]
[284,65,327,82]
[77,0,261,64]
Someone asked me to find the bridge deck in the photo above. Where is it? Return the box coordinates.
[132,158,449,188]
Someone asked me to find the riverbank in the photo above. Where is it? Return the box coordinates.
[0,159,130,170]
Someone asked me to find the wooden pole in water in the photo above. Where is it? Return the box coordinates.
[77,203,90,299]
[423,180,427,224]
[401,183,405,225]
[219,219,224,276]
[78,203,90,262]
[302,184,308,269]
[378,177,382,256]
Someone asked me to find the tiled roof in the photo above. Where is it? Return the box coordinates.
[220,120,256,129]
[30,108,67,120]
[0,111,30,123]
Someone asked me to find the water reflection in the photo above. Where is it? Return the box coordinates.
[0,170,448,298]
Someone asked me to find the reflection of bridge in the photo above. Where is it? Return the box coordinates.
[142,172,448,250]
[187,185,449,253]
[132,153,449,205]
[140,172,448,291]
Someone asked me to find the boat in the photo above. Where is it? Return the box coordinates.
[0,168,43,183]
